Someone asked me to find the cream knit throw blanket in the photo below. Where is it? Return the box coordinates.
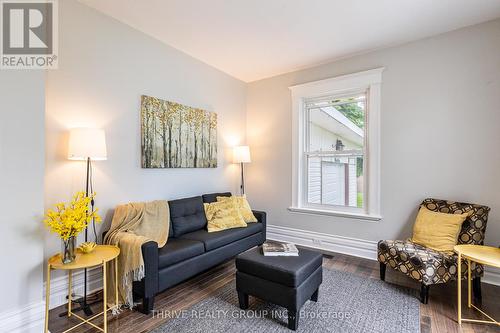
[104,200,170,309]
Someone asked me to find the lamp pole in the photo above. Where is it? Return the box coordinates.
[240,162,245,195]
[82,157,91,315]
[233,146,250,196]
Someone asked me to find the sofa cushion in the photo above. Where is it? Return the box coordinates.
[179,222,262,251]
[169,196,207,237]
[235,246,323,287]
[158,238,205,268]
[202,192,231,203]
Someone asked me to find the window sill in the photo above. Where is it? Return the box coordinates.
[287,206,382,222]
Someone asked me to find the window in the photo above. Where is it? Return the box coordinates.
[306,92,366,208]
[289,68,383,220]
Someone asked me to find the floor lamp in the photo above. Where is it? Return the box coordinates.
[66,128,107,316]
[233,146,251,195]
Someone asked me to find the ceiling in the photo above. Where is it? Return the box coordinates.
[80,0,500,82]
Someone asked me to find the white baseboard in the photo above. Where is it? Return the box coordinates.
[266,224,500,286]
[483,266,500,286]
[0,301,46,333]
[44,267,103,310]
[267,224,378,260]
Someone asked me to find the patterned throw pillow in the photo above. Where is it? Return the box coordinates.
[216,195,258,223]
[204,200,247,233]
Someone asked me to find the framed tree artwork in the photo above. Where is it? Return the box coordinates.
[140,95,217,168]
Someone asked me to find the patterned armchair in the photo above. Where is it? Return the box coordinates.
[377,198,490,304]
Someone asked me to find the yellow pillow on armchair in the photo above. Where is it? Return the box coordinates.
[411,206,469,253]
[217,195,258,223]
[204,200,247,232]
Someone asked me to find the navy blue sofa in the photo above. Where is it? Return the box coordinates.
[133,192,267,313]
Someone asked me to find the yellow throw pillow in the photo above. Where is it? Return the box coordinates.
[411,207,469,253]
[204,200,247,233]
[217,195,258,223]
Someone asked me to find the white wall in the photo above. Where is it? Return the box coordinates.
[246,19,500,247]
[0,71,45,331]
[45,0,247,280]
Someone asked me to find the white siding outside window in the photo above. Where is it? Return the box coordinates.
[307,157,321,204]
[321,161,345,205]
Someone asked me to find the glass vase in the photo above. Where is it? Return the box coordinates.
[61,236,76,264]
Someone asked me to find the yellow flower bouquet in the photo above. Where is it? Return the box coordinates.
[44,191,102,263]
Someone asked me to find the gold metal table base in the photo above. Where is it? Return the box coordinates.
[457,253,500,327]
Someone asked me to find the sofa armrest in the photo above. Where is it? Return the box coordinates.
[141,240,159,298]
[252,210,267,242]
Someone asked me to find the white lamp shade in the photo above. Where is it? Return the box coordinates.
[233,145,251,163]
[68,128,107,160]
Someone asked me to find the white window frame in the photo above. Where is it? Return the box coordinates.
[288,68,383,221]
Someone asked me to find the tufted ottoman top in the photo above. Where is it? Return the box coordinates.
[235,246,323,287]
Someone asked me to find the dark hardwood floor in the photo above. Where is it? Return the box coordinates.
[48,250,500,333]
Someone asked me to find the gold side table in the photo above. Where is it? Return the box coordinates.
[454,244,500,327]
[44,245,120,333]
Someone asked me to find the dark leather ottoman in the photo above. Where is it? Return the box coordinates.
[235,246,323,330]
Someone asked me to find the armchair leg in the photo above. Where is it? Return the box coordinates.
[472,277,482,301]
[420,284,430,304]
[379,262,386,281]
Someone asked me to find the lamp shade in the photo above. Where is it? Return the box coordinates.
[68,128,107,160]
[233,145,251,163]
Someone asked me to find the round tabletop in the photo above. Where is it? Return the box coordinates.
[454,245,500,268]
[48,245,120,270]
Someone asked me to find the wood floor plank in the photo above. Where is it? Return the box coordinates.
[48,250,500,333]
